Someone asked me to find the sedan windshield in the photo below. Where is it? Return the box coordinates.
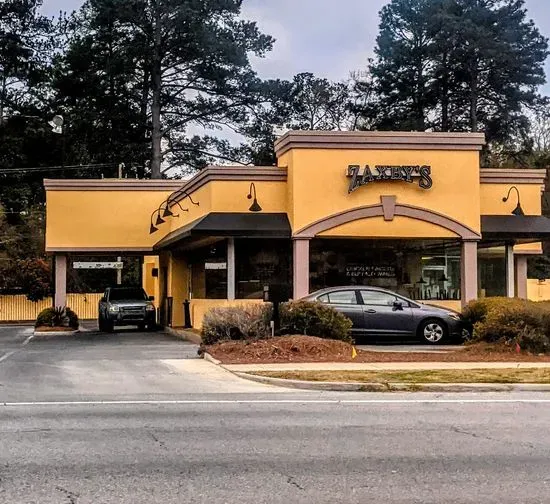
[109,288,148,301]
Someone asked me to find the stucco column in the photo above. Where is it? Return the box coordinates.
[293,238,310,299]
[515,255,528,299]
[227,238,236,301]
[54,254,67,308]
[460,241,478,308]
[505,243,515,298]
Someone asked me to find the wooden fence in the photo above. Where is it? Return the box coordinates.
[0,293,102,322]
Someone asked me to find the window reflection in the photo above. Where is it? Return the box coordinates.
[309,239,462,301]
[478,246,506,297]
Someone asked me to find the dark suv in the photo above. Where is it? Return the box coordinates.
[98,287,156,332]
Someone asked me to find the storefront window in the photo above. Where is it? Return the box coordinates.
[235,239,292,299]
[478,246,506,297]
[189,241,227,299]
[310,239,462,301]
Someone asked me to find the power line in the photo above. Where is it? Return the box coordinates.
[0,163,117,174]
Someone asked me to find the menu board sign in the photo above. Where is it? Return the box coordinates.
[345,264,396,279]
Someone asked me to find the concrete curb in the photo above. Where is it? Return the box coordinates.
[204,352,221,365]
[233,372,550,393]
[164,327,202,345]
[32,329,80,338]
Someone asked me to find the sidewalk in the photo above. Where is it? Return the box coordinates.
[223,361,550,372]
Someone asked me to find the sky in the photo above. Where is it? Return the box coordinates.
[41,0,550,93]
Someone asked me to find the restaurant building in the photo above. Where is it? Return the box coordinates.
[45,131,550,327]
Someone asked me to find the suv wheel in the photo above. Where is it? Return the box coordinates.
[419,319,447,344]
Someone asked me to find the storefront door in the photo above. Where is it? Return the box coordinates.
[358,289,415,337]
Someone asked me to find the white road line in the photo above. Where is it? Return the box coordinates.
[2,399,550,407]
[22,334,34,346]
[0,351,15,364]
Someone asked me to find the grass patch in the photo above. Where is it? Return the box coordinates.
[252,368,550,384]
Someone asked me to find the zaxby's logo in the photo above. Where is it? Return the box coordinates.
[347,165,433,194]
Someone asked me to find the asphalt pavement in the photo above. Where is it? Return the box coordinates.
[2,324,550,503]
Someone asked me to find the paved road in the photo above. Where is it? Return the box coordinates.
[2,325,550,503]
[3,397,550,503]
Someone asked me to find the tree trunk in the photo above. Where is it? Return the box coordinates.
[150,6,163,179]
[415,41,425,131]
[0,71,6,127]
[441,51,449,131]
[470,62,478,132]
[138,67,150,179]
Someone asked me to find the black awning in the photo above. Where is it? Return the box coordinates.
[481,215,550,240]
[154,212,291,250]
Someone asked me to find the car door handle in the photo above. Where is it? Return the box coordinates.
[365,309,377,314]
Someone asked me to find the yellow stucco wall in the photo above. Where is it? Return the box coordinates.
[142,256,160,303]
[480,184,542,215]
[319,216,459,239]
[46,189,171,250]
[287,149,481,234]
[169,254,190,327]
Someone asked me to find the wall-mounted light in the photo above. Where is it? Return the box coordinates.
[149,186,200,234]
[167,190,200,209]
[247,183,262,212]
[502,186,524,216]
[149,207,165,234]
[162,200,188,218]
[149,198,192,234]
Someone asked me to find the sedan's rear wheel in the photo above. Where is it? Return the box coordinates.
[419,319,447,344]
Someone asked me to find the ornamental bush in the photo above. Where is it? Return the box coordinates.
[35,307,79,329]
[201,304,272,345]
[201,301,354,345]
[279,300,353,343]
[462,298,550,353]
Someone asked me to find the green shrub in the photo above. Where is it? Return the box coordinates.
[35,307,79,329]
[462,297,524,327]
[279,300,353,343]
[462,298,550,354]
[201,304,272,345]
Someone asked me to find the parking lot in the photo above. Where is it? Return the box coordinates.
[0,324,278,403]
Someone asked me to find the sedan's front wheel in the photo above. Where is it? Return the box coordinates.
[419,319,447,344]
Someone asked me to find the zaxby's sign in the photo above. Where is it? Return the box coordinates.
[347,165,433,193]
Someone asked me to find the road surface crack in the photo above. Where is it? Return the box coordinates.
[55,485,79,504]
[149,431,168,450]
[287,476,304,491]
[451,426,537,451]
[451,426,494,442]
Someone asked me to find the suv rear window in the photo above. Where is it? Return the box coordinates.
[109,288,148,301]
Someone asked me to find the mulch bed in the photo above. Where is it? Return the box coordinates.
[34,326,77,332]
[206,336,550,364]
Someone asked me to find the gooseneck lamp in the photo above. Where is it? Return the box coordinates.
[247,183,262,212]
[502,186,525,216]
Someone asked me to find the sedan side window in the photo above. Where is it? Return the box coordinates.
[318,294,329,303]
[360,290,400,306]
[327,290,358,305]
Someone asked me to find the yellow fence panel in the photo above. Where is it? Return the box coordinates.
[0,294,102,322]
[528,279,550,302]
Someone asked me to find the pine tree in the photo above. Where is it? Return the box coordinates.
[0,0,54,123]
[58,0,273,178]
[364,0,548,143]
